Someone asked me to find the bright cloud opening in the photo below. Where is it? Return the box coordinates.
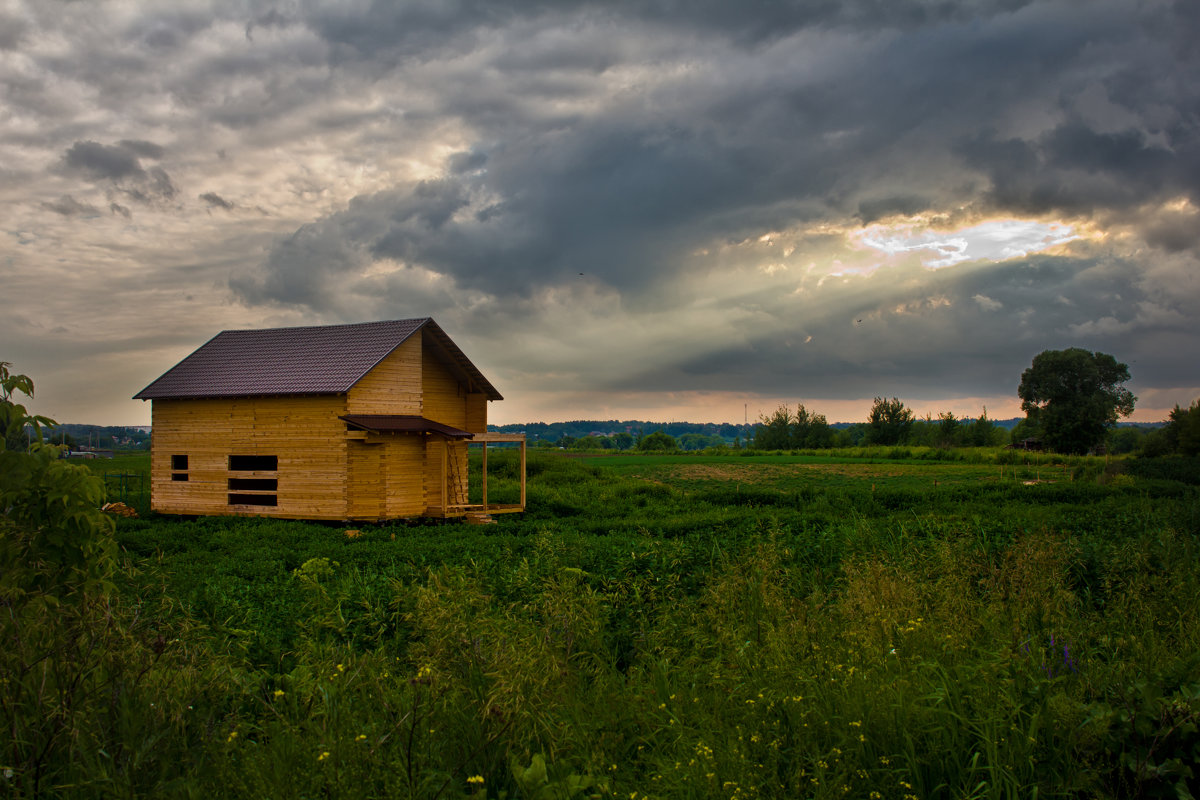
[857,219,1079,268]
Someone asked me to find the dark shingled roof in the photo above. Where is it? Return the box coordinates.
[134,318,502,401]
[340,414,474,438]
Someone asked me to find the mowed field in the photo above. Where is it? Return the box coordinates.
[17,449,1200,798]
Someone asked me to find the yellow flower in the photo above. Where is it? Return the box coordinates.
[467,775,484,785]
[226,731,238,743]
[355,734,367,742]
[273,689,285,699]
[318,751,330,762]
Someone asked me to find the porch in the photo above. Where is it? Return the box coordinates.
[426,431,527,519]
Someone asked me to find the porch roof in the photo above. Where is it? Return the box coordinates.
[340,414,474,439]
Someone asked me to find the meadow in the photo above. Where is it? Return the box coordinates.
[6,448,1200,799]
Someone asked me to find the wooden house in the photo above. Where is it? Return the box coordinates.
[133,318,525,521]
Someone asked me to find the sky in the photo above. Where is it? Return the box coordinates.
[2,0,1198,427]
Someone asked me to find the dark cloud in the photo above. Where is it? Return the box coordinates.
[200,191,235,210]
[58,140,177,205]
[240,0,1200,315]
[0,11,28,50]
[962,122,1194,218]
[110,202,132,219]
[62,141,144,181]
[306,0,1042,64]
[245,8,290,41]
[116,139,166,159]
[42,195,100,217]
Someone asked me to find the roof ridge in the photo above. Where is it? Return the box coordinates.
[214,317,432,336]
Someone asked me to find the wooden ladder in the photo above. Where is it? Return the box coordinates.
[444,442,468,508]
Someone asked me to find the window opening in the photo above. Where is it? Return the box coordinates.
[229,455,278,471]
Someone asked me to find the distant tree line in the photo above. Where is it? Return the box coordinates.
[751,399,1008,450]
[749,349,1197,457]
[23,423,151,451]
[491,420,754,451]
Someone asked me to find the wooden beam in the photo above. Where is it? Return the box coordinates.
[472,432,526,443]
[520,438,526,509]
[481,441,488,511]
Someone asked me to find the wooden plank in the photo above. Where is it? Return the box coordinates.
[473,432,526,443]
[347,333,423,414]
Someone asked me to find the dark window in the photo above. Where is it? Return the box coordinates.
[228,455,278,471]
[171,454,188,470]
[171,473,189,482]
[228,478,278,491]
[228,493,278,507]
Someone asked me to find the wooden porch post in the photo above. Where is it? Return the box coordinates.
[481,441,488,511]
[520,439,526,509]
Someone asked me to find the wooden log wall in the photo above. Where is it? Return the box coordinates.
[150,396,349,520]
[346,333,422,414]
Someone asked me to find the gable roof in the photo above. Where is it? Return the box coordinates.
[133,318,502,401]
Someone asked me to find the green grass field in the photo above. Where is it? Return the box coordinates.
[7,449,1199,798]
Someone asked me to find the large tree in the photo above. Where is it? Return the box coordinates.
[865,397,915,446]
[1017,348,1136,454]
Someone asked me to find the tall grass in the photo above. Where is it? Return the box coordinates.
[6,452,1198,798]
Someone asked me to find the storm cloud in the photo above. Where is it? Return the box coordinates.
[3,0,1198,425]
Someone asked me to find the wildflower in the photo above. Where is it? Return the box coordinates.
[318,751,330,762]
[355,734,367,742]
[227,731,238,743]
[467,775,484,785]
[273,689,286,699]
[337,663,345,672]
